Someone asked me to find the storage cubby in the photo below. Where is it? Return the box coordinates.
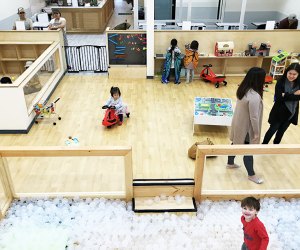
[0,43,50,75]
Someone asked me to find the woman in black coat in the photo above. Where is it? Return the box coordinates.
[263,63,300,144]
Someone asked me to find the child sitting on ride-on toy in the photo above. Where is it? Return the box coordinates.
[102,86,130,127]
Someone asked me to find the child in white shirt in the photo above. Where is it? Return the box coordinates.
[104,86,130,125]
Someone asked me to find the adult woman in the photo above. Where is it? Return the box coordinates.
[263,63,300,144]
[12,7,33,30]
[227,67,266,184]
[161,38,182,84]
[48,9,68,46]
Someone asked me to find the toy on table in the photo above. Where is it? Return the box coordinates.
[200,64,227,88]
[33,97,61,125]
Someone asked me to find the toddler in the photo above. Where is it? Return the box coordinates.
[241,197,269,250]
[184,40,199,83]
[104,86,130,126]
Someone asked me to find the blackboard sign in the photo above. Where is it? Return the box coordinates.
[108,33,147,65]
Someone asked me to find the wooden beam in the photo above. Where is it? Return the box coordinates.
[15,191,126,199]
[0,157,14,200]
[194,151,206,202]
[124,150,133,202]
[196,144,300,155]
[0,146,132,157]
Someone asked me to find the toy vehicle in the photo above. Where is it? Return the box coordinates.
[102,106,120,128]
[33,98,61,125]
[200,64,227,88]
[102,105,131,128]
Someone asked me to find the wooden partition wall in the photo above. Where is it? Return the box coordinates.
[194,144,300,201]
[0,146,132,219]
[154,30,300,76]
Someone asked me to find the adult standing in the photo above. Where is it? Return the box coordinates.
[263,63,300,144]
[48,9,68,46]
[227,67,266,184]
[12,7,33,30]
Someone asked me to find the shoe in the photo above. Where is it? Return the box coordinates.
[248,176,263,184]
[126,112,130,118]
[175,81,181,84]
[226,163,241,169]
[118,121,123,126]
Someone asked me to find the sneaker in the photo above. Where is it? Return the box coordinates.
[126,112,130,118]
[248,175,264,184]
[175,81,181,84]
[226,163,241,169]
[118,121,123,126]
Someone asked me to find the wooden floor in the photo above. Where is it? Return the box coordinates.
[1,75,300,196]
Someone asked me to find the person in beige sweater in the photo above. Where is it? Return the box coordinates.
[227,67,266,184]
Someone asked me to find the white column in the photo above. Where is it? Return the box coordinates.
[178,0,183,22]
[146,0,154,78]
[133,0,138,29]
[187,0,192,21]
[72,0,78,7]
[239,0,247,30]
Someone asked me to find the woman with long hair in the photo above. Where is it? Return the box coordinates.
[227,67,266,184]
[263,63,300,144]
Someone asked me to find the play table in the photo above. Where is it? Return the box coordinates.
[193,97,234,134]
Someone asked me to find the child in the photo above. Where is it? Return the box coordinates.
[241,197,269,250]
[104,86,130,126]
[184,40,199,83]
[161,38,182,84]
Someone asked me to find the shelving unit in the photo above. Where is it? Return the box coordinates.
[269,51,289,80]
[0,44,49,75]
[154,55,272,77]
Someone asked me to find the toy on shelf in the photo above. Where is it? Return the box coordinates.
[200,64,227,88]
[269,51,289,79]
[247,42,271,56]
[33,97,61,125]
[214,41,234,57]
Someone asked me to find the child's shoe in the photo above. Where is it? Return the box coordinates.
[126,112,130,118]
[118,121,123,126]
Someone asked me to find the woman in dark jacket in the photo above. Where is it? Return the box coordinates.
[263,63,300,144]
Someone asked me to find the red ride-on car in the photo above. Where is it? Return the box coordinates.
[102,105,120,128]
[200,64,227,88]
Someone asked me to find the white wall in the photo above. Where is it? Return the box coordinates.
[276,0,300,17]
[29,0,46,15]
[177,0,219,8]
[0,0,30,21]
[225,0,282,12]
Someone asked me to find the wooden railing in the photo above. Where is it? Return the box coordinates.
[0,146,132,219]
[194,144,300,201]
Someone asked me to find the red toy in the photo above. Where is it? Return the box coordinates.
[102,106,120,128]
[200,64,227,88]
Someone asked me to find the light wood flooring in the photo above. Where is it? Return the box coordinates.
[1,75,300,196]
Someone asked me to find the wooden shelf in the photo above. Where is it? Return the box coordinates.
[0,44,49,75]
[154,56,272,76]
